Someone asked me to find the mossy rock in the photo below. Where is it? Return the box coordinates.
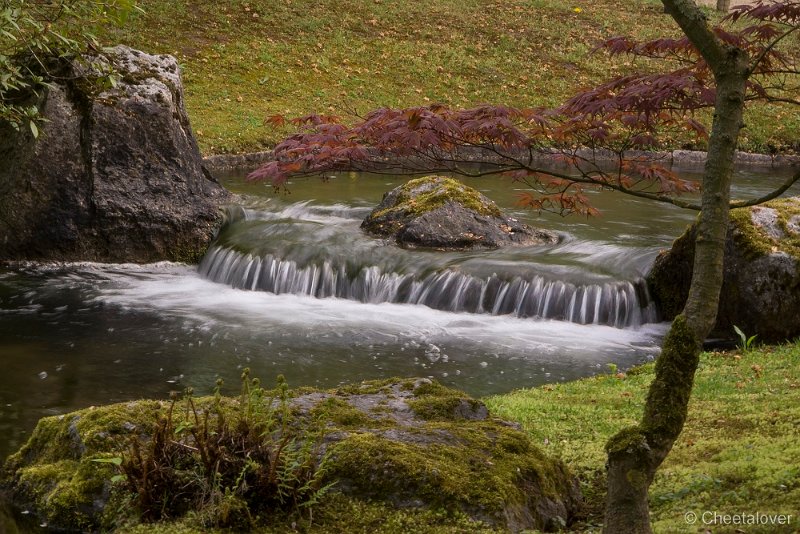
[361,176,559,250]
[647,197,800,342]
[1,378,580,533]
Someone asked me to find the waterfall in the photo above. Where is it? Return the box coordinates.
[199,246,659,328]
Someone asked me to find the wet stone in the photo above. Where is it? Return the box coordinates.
[361,176,560,250]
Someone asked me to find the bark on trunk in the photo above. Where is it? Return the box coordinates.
[717,0,732,12]
[603,3,749,530]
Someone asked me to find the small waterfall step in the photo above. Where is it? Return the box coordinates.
[199,246,659,328]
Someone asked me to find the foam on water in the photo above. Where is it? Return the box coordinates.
[86,263,665,364]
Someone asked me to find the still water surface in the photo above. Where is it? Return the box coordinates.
[0,165,796,463]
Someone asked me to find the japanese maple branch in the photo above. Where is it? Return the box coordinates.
[662,0,727,70]
[746,25,799,76]
[729,168,800,209]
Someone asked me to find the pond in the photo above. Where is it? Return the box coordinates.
[1,164,797,464]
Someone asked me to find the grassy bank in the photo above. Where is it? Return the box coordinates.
[485,342,800,533]
[101,0,800,155]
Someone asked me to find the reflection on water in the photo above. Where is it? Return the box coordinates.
[0,166,797,466]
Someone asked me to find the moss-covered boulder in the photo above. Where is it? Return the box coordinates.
[647,197,800,342]
[362,176,559,250]
[1,378,580,533]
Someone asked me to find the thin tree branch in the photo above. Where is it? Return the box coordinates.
[746,25,800,77]
[661,0,727,70]
[730,169,800,208]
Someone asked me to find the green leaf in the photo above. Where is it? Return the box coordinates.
[91,456,123,466]
[29,120,38,138]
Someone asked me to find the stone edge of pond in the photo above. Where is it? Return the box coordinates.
[202,148,800,174]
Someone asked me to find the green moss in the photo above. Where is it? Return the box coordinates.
[309,493,500,534]
[115,493,501,534]
[368,176,502,224]
[605,425,647,456]
[409,397,478,421]
[642,315,700,441]
[311,397,373,428]
[651,198,800,322]
[1,401,164,531]
[730,197,800,261]
[324,423,572,525]
[4,401,162,472]
[26,459,115,529]
[4,379,577,532]
[405,379,486,421]
[730,207,774,259]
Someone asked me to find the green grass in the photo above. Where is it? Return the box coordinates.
[98,0,800,155]
[485,342,800,533]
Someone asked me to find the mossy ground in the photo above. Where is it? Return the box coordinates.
[95,0,800,155]
[485,342,800,533]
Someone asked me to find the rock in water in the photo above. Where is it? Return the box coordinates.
[361,176,559,250]
[0,46,229,263]
[647,197,800,343]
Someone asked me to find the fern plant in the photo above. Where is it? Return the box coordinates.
[113,371,332,529]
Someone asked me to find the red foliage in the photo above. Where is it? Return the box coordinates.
[249,1,799,215]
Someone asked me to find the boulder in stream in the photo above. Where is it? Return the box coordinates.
[1,378,580,532]
[0,45,229,263]
[647,197,800,342]
[362,176,559,250]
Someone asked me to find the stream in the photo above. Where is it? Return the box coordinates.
[1,164,797,465]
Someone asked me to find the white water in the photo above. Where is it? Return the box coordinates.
[5,166,796,462]
[92,262,665,358]
[199,245,658,327]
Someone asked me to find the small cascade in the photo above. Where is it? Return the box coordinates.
[199,246,659,328]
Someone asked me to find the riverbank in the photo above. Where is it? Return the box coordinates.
[101,0,799,156]
[3,340,796,533]
[202,147,800,175]
[485,342,800,533]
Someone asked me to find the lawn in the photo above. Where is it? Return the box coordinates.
[102,0,800,155]
[485,342,800,533]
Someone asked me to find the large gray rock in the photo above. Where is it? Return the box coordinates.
[647,197,800,342]
[0,46,229,263]
[361,176,559,250]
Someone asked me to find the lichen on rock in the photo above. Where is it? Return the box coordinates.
[1,379,580,533]
[361,176,559,250]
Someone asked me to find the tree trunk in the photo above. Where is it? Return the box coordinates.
[602,10,750,531]
[717,0,731,12]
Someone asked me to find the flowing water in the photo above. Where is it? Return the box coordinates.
[1,164,797,466]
